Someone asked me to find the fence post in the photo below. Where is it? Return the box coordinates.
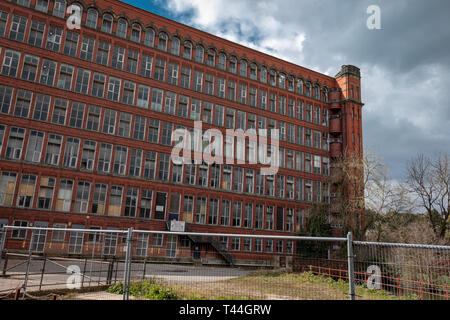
[347,232,356,301]
[81,258,87,288]
[2,250,8,276]
[89,233,97,287]
[23,231,35,298]
[0,226,6,273]
[107,259,114,285]
[14,288,21,300]
[126,229,133,293]
[114,257,118,284]
[419,281,423,300]
[39,255,47,291]
[0,226,5,254]
[142,257,147,281]
[122,228,133,300]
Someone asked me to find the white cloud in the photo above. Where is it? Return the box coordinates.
[165,0,307,65]
[159,0,450,178]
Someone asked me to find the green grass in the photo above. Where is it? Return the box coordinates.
[104,272,417,300]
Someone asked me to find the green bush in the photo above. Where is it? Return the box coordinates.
[106,282,124,294]
[106,280,178,300]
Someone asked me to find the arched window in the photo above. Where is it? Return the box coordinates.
[131,24,141,42]
[53,0,66,18]
[250,64,257,80]
[305,82,312,97]
[158,33,168,51]
[260,67,267,83]
[269,70,276,86]
[288,76,294,91]
[279,73,286,89]
[36,0,49,13]
[86,9,98,29]
[116,19,128,38]
[171,37,180,55]
[195,45,204,63]
[322,89,328,102]
[229,56,237,73]
[206,49,215,66]
[239,60,247,77]
[101,14,113,34]
[218,53,226,70]
[144,28,155,47]
[183,41,192,59]
[17,0,30,7]
[297,79,303,94]
[314,85,320,99]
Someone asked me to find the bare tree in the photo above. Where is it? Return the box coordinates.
[364,151,414,214]
[331,150,371,240]
[406,153,449,239]
[332,149,414,241]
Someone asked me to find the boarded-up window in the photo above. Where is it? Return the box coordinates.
[0,172,17,206]
[37,176,55,209]
[56,179,73,212]
[17,174,36,208]
[108,186,123,216]
[183,195,193,223]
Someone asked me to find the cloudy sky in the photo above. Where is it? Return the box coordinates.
[123,0,450,180]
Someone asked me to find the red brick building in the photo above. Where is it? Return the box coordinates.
[0,0,363,264]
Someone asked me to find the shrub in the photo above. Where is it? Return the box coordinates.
[106,280,179,300]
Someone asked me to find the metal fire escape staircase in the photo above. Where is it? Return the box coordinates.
[165,222,234,266]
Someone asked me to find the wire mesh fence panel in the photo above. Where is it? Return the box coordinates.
[2,226,448,301]
[353,242,450,300]
[113,230,351,300]
[0,226,128,300]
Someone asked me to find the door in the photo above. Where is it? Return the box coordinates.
[193,245,201,260]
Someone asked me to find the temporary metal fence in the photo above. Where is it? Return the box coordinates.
[352,241,450,300]
[0,225,448,301]
[0,226,128,300]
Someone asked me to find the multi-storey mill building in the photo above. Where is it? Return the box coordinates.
[0,0,363,264]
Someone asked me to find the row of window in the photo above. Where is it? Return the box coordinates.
[0,124,330,200]
[3,0,333,100]
[4,219,297,255]
[0,171,310,233]
[0,86,330,158]
[0,41,330,127]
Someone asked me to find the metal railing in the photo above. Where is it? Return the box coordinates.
[0,225,448,300]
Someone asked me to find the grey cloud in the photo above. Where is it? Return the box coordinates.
[158,0,450,179]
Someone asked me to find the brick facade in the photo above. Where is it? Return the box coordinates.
[0,0,363,263]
